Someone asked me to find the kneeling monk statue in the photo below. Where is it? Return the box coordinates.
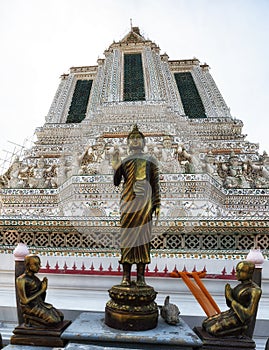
[112,125,160,287]
[202,260,262,337]
[16,254,64,327]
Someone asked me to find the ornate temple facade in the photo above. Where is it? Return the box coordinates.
[1,29,269,347]
[0,27,269,255]
[0,26,269,265]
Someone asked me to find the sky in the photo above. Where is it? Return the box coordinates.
[0,0,268,172]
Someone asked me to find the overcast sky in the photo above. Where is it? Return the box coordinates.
[0,0,268,172]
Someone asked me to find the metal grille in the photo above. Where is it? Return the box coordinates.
[123,54,145,101]
[66,80,93,123]
[174,72,206,118]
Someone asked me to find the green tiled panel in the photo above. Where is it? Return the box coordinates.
[174,72,206,118]
[124,53,145,101]
[66,80,93,123]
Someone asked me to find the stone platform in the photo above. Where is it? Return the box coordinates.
[61,311,202,349]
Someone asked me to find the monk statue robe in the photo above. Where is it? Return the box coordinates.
[112,125,160,287]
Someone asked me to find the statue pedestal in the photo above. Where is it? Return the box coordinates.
[194,327,256,350]
[10,320,71,347]
[105,283,158,331]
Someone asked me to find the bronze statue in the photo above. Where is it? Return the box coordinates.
[16,254,64,327]
[202,260,262,337]
[112,125,160,286]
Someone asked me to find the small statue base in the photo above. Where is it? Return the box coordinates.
[11,320,71,347]
[105,283,158,331]
[194,327,256,350]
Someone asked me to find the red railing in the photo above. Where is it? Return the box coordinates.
[40,262,236,280]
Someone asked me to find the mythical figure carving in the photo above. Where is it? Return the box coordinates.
[159,136,181,173]
[185,147,202,173]
[246,159,269,188]
[221,152,250,188]
[67,151,84,177]
[28,157,57,188]
[98,143,114,174]
[78,146,96,175]
[7,157,24,188]
[175,145,202,174]
[202,151,219,177]
[56,156,70,186]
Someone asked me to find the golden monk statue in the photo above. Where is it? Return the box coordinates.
[202,260,262,337]
[16,254,64,327]
[112,125,160,287]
